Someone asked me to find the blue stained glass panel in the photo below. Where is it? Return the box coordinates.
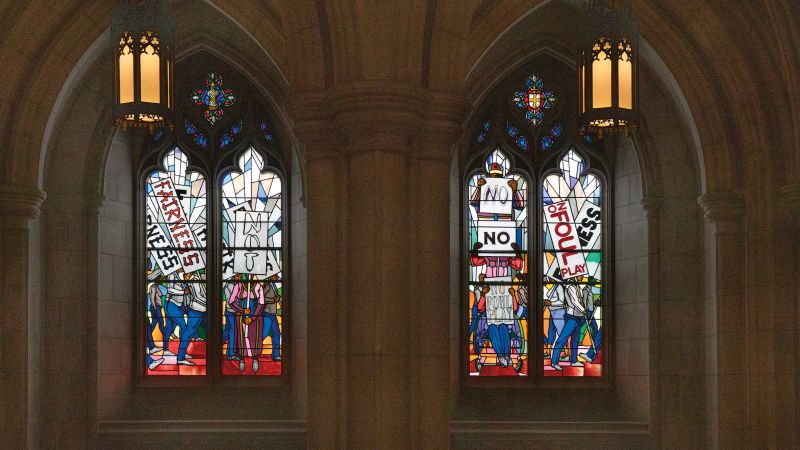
[184,119,208,149]
[516,136,529,150]
[542,136,553,150]
[219,120,244,149]
[507,121,519,137]
[260,121,275,143]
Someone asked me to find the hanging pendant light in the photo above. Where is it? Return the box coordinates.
[112,0,174,131]
[577,0,638,137]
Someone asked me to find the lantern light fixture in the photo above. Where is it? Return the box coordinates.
[577,0,639,136]
[112,0,174,131]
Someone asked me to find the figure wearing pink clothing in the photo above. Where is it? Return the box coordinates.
[229,278,265,373]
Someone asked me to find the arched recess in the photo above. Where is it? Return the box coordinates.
[449,2,705,447]
[33,4,308,447]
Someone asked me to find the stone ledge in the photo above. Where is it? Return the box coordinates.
[451,420,649,435]
[451,420,650,447]
[98,419,307,434]
[98,420,307,449]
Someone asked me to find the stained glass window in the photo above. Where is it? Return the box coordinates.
[192,72,236,125]
[259,121,275,143]
[467,149,529,376]
[542,149,603,377]
[513,74,556,126]
[219,120,244,149]
[220,149,284,375]
[184,119,208,149]
[540,122,563,151]
[506,121,530,151]
[464,58,608,382]
[477,119,490,143]
[142,63,288,379]
[579,125,595,144]
[145,148,208,375]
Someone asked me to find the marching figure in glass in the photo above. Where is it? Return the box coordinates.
[229,275,266,373]
[260,274,282,362]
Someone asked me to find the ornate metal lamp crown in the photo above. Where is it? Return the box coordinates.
[112,0,174,131]
[577,0,639,137]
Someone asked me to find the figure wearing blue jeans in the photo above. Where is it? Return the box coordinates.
[579,309,602,362]
[550,313,582,369]
[544,285,566,359]
[260,278,282,360]
[177,308,203,363]
[176,279,207,365]
[579,284,602,363]
[545,307,565,346]
[163,299,186,357]
[224,308,237,359]
[551,284,585,371]
[488,324,511,365]
[146,283,166,353]
[261,313,281,360]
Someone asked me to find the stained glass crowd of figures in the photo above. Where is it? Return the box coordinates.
[145,148,284,376]
[467,149,603,377]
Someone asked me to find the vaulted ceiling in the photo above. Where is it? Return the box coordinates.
[1,0,797,191]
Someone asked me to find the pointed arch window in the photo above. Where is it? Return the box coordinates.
[542,150,604,377]
[139,59,288,379]
[220,149,285,375]
[467,149,529,376]
[145,148,208,375]
[464,54,608,381]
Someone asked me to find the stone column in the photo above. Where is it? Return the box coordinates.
[777,184,799,443]
[0,184,45,448]
[327,82,426,448]
[698,191,746,449]
[35,192,102,448]
[411,93,467,448]
[640,196,662,448]
[83,194,105,449]
[289,92,346,449]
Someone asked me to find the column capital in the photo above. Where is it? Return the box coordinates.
[327,81,428,154]
[697,190,744,224]
[640,196,663,218]
[286,90,339,162]
[84,194,106,216]
[417,91,470,161]
[0,184,46,228]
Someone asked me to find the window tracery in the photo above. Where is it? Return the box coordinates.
[464,55,607,380]
[140,61,287,378]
